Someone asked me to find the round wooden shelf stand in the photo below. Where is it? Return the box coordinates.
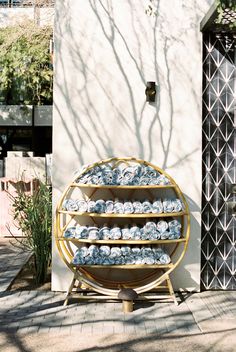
[55,157,190,307]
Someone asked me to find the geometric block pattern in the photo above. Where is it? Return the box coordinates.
[201,32,236,290]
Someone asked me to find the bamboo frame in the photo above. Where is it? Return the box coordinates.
[59,210,186,218]
[70,183,176,189]
[63,274,178,305]
[69,263,174,269]
[55,157,190,304]
[59,238,186,244]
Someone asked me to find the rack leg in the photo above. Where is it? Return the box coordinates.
[166,275,178,306]
[63,275,76,306]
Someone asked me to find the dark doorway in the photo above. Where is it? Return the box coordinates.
[0,126,52,159]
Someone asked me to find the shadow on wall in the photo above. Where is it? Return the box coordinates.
[53,0,211,186]
[171,211,201,290]
[52,0,213,290]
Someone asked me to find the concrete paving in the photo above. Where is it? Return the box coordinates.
[0,238,30,292]
[0,290,200,335]
[1,330,236,352]
[0,289,235,351]
[0,238,236,351]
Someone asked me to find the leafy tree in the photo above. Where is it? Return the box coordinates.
[216,1,236,28]
[0,21,53,105]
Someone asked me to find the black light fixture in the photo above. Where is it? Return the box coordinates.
[145,81,156,103]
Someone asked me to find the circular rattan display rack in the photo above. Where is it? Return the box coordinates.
[55,157,190,306]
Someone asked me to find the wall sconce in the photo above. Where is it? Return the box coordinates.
[145,81,156,103]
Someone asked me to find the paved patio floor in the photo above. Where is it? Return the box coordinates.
[0,238,235,351]
[0,238,30,292]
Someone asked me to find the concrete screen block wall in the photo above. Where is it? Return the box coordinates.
[5,155,46,181]
[52,0,214,291]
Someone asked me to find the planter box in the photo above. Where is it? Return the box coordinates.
[0,105,32,126]
[0,105,52,126]
[34,106,52,126]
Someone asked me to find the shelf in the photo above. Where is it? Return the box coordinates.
[55,157,190,303]
[59,210,186,218]
[59,238,186,244]
[71,183,175,189]
[70,263,174,269]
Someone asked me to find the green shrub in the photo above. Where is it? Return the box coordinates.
[10,180,52,284]
[216,1,236,29]
[0,21,53,105]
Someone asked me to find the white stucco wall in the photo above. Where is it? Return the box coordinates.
[52,0,214,291]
